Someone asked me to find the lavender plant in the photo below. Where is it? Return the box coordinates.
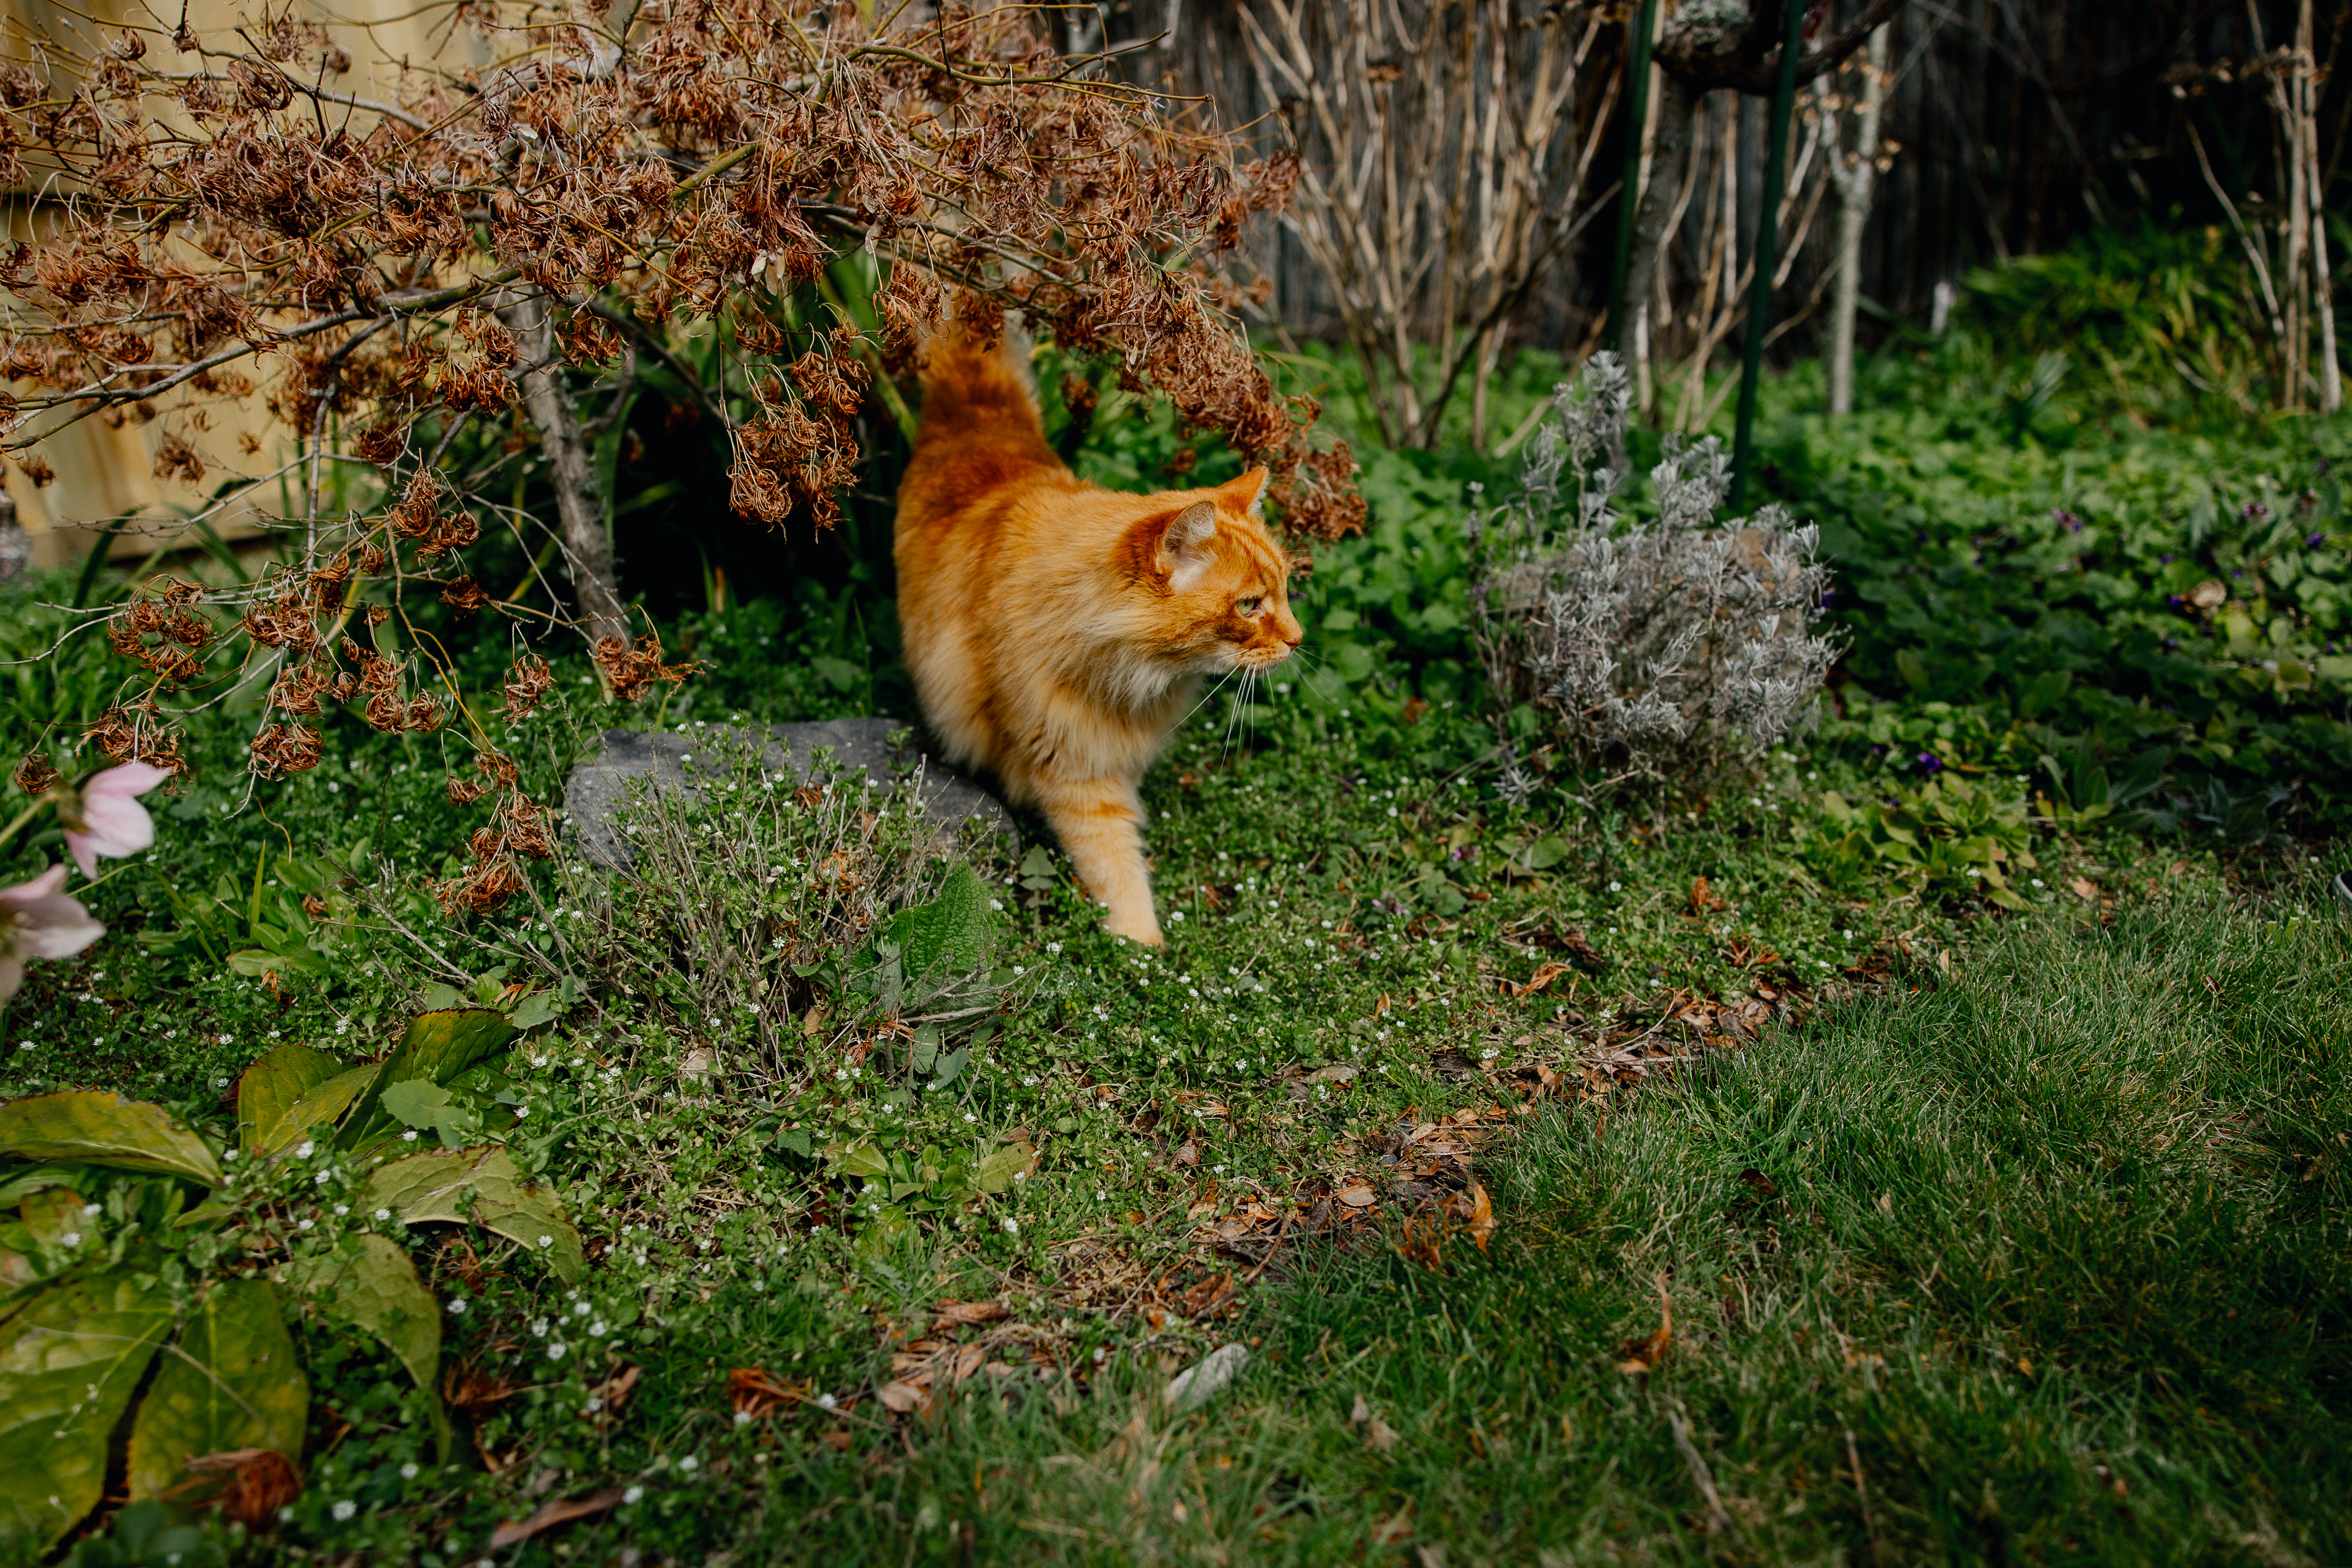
[1470,352,1840,790]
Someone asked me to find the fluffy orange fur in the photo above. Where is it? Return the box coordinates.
[895,324,1302,945]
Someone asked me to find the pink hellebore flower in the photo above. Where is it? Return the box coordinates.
[0,865,106,1002]
[63,761,172,881]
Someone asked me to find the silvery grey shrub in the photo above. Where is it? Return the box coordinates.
[1468,353,1842,794]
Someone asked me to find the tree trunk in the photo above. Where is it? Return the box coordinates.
[1827,24,1890,417]
[1623,69,1695,414]
[2299,0,2340,412]
[500,289,630,649]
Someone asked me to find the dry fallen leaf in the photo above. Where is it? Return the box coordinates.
[1462,1182,1495,1254]
[488,1490,624,1548]
[727,1366,797,1418]
[1350,1393,1399,1452]
[876,1380,927,1414]
[1336,1184,1377,1208]
[1501,962,1572,998]
[950,1344,987,1383]
[934,1299,1010,1327]
[1615,1274,1674,1374]
[2069,877,2100,900]
[169,1448,301,1529]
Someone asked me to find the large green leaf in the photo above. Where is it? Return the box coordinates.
[126,1280,306,1503]
[285,1234,447,1459]
[0,1094,222,1188]
[285,1234,440,1395]
[338,1011,518,1155]
[0,1270,173,1549]
[883,864,995,982]
[255,1063,379,1157]
[359,1147,583,1285]
[235,1042,346,1155]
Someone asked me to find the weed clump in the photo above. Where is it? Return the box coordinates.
[1470,353,1840,789]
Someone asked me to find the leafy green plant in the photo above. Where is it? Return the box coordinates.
[0,1006,585,1552]
[1799,773,2038,909]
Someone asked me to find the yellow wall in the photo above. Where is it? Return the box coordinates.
[0,0,491,569]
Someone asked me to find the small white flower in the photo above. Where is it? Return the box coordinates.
[449,1299,468,1315]
[218,1033,233,1045]
[678,1455,699,1473]
[623,1486,645,1505]
[2030,877,2046,888]
[817,1393,838,1411]
[401,1129,420,1141]
[547,1342,567,1360]
[589,1320,608,1336]
[333,1205,349,1216]
[1002,1218,1019,1234]
[59,1231,80,1248]
[298,1219,315,1231]
[539,1234,554,1249]
[573,1300,592,1317]
[1608,881,1622,892]
[400,1462,419,1480]
[294,1141,315,1160]
[332,1499,357,1522]
[990,899,1004,911]
[314,1171,331,1185]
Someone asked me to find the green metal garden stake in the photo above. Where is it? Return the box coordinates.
[1730,0,1808,513]
[1606,0,1661,357]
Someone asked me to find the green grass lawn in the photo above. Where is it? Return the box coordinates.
[531,840,2352,1568]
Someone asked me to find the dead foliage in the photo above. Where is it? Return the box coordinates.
[167,1448,302,1529]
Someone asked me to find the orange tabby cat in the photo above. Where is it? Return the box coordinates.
[895,320,1303,945]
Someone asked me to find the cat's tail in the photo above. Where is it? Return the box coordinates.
[911,312,1054,461]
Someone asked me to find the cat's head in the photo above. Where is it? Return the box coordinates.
[1128,468,1303,672]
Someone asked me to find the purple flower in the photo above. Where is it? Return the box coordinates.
[1916,752,1943,774]
[1,866,106,1001]
[2053,508,2082,532]
[2161,553,2175,563]
[63,762,171,880]
[2240,501,2270,520]
[2310,533,2326,548]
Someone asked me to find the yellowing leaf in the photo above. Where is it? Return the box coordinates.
[128,1280,307,1503]
[359,1146,583,1285]
[235,1042,345,1156]
[255,1064,378,1158]
[284,1234,440,1395]
[824,1139,891,1180]
[975,1140,1035,1195]
[0,1093,221,1188]
[0,1271,174,1548]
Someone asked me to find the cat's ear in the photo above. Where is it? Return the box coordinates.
[1218,467,1271,518]
[1153,500,1219,589]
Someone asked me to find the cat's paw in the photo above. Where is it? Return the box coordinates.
[1102,905,1164,946]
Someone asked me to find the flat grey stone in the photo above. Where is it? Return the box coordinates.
[563,718,1018,869]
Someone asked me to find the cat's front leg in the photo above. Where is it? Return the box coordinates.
[1037,777,1161,945]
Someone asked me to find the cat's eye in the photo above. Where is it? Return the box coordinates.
[1236,596,1264,616]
